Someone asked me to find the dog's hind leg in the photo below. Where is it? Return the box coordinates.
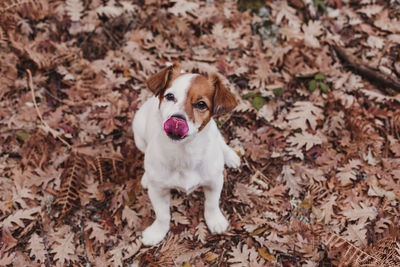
[220,139,240,168]
[141,172,149,189]
[133,133,147,153]
[215,129,240,168]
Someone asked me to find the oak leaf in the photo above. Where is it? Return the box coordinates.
[302,20,323,48]
[109,243,124,267]
[286,101,323,131]
[357,5,384,17]
[172,211,190,225]
[0,227,17,253]
[342,202,377,224]
[228,244,264,267]
[277,165,302,197]
[343,223,367,247]
[2,207,40,230]
[336,159,362,186]
[271,0,301,28]
[374,9,400,33]
[287,131,325,151]
[319,195,337,224]
[51,232,78,265]
[168,0,199,17]
[234,183,253,205]
[86,221,108,244]
[122,205,141,230]
[27,233,46,263]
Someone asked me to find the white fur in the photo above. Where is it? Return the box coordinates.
[132,74,240,246]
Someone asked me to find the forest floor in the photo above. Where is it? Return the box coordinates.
[1,0,400,266]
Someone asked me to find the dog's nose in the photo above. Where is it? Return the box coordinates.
[171,114,186,121]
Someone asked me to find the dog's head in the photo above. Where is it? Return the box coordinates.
[146,63,237,142]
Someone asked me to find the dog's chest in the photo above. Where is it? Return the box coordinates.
[166,150,204,194]
[169,169,202,194]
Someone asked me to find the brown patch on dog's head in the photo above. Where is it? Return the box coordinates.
[146,63,182,98]
[184,75,214,130]
[184,73,237,131]
[210,73,237,115]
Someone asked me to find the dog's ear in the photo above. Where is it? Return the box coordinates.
[146,63,181,96]
[210,73,237,115]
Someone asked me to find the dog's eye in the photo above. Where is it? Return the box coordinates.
[194,101,207,110]
[165,93,175,101]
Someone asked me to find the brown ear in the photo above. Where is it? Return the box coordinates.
[146,63,181,96]
[210,74,237,115]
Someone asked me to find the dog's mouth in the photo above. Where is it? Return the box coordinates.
[163,115,189,141]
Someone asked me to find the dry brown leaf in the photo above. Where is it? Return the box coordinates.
[277,165,302,198]
[27,233,47,263]
[286,101,324,131]
[0,227,17,253]
[342,202,377,224]
[2,207,40,230]
[51,232,79,265]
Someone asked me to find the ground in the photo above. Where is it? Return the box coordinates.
[0,0,400,266]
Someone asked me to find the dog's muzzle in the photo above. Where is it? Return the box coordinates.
[163,115,189,140]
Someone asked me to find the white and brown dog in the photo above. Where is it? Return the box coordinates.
[132,63,240,246]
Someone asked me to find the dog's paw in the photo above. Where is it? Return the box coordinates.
[205,210,229,234]
[142,221,169,246]
[224,149,241,169]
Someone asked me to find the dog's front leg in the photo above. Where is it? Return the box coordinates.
[142,186,171,246]
[203,177,229,234]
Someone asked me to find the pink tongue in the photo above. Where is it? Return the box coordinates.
[164,117,189,139]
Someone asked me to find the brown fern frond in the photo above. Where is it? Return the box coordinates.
[94,156,126,184]
[54,153,87,220]
[362,235,400,267]
[0,0,48,20]
[304,181,329,204]
[0,26,7,47]
[319,230,398,267]
[346,114,376,140]
[389,110,400,139]
[20,129,56,170]
[0,0,32,13]
[345,107,385,156]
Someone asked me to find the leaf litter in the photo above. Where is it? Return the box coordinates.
[0,0,400,266]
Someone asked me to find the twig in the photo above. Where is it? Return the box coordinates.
[80,216,92,267]
[332,45,400,94]
[38,215,53,267]
[27,69,72,149]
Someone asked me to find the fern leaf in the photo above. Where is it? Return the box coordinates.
[96,5,123,18]
[94,156,126,184]
[0,26,7,47]
[389,110,400,138]
[0,0,37,13]
[65,0,84,21]
[365,236,400,266]
[195,221,208,244]
[20,129,56,169]
[320,230,384,266]
[54,153,87,219]
[0,0,48,20]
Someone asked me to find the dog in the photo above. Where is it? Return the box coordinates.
[132,63,240,246]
